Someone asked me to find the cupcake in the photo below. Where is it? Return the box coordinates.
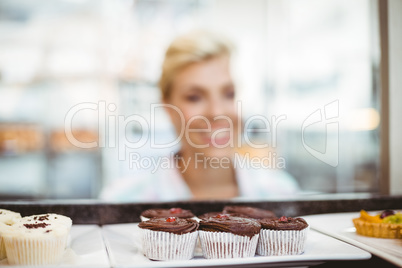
[223,206,276,219]
[140,208,195,221]
[0,209,21,260]
[198,214,261,259]
[257,216,308,256]
[1,213,72,265]
[138,217,199,260]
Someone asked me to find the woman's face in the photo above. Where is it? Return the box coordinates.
[165,55,238,158]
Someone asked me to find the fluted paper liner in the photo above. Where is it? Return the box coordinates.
[257,227,308,256]
[0,223,15,260]
[198,231,259,259]
[3,235,67,265]
[0,236,6,260]
[141,229,198,260]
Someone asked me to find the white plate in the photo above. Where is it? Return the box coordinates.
[303,212,402,268]
[0,225,110,267]
[102,223,370,268]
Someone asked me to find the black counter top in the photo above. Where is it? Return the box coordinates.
[0,193,401,225]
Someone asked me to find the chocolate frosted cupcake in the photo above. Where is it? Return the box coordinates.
[0,209,21,260]
[223,206,276,219]
[138,217,199,260]
[2,213,72,265]
[140,208,195,221]
[257,216,309,256]
[198,214,261,259]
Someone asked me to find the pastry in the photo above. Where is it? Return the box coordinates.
[353,210,402,238]
[1,213,72,265]
[138,217,199,260]
[198,214,261,258]
[257,216,309,256]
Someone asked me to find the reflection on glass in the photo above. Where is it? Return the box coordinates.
[0,0,380,200]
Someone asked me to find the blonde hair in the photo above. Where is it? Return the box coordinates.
[159,30,234,100]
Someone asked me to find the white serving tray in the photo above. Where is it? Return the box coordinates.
[303,211,402,268]
[102,223,370,268]
[0,225,110,267]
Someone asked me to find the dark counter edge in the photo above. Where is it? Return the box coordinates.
[0,194,401,225]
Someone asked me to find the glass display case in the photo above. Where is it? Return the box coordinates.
[0,0,383,199]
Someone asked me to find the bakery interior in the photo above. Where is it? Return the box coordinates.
[0,0,401,267]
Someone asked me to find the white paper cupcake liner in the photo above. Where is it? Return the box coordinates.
[0,237,6,260]
[257,227,309,256]
[0,223,14,260]
[3,235,67,265]
[141,229,198,260]
[198,230,259,259]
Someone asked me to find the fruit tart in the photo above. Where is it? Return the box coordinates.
[353,210,402,238]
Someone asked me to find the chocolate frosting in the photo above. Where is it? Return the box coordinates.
[198,212,221,220]
[199,215,261,237]
[138,217,198,234]
[140,208,194,219]
[198,211,259,220]
[259,217,308,231]
[223,206,276,219]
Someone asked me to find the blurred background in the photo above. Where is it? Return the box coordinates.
[0,0,381,199]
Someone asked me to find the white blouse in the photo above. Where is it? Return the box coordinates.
[99,154,299,202]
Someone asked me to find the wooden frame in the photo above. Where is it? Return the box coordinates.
[379,0,389,195]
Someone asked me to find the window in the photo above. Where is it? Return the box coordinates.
[0,0,381,199]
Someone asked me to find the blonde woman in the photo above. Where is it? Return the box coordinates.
[100,30,299,201]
